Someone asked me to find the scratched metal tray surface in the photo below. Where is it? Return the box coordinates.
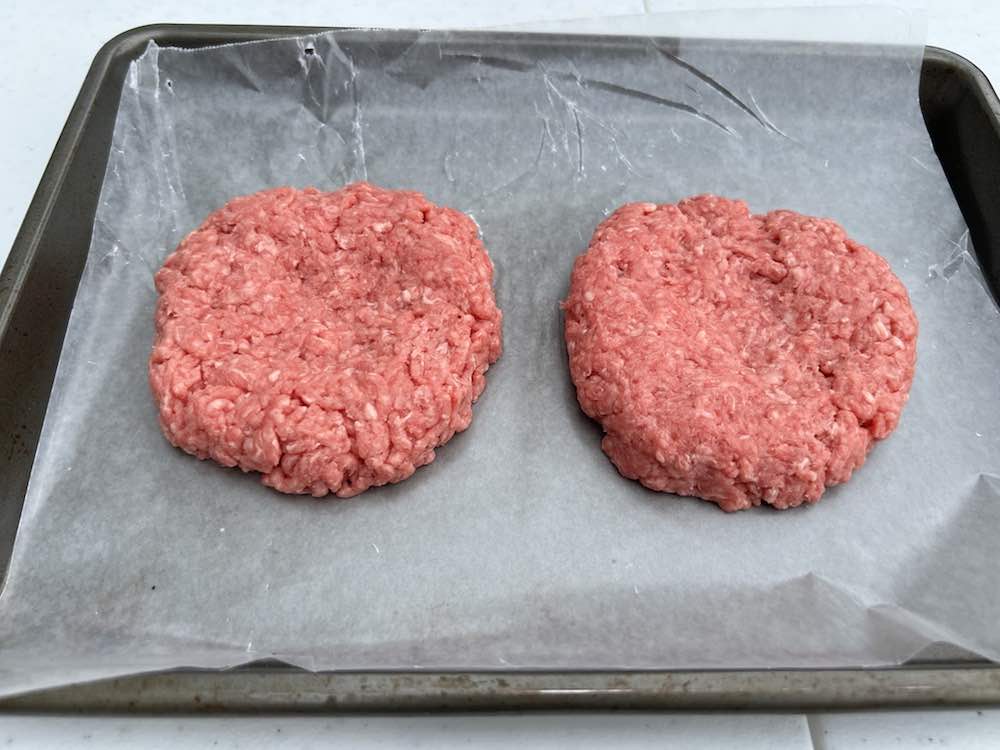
[0,25,999,710]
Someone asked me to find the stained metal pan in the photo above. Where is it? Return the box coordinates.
[1,25,998,710]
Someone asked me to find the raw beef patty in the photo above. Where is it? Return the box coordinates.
[563,195,917,512]
[150,183,502,497]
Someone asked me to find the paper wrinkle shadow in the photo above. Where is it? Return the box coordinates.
[1,23,999,697]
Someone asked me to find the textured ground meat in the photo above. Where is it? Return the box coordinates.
[563,195,917,512]
[150,183,502,497]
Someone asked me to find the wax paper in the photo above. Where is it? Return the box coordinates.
[1,18,999,697]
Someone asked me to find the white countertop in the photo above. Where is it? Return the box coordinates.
[1,1,999,747]
[2,709,1000,748]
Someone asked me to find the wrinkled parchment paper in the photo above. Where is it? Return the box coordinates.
[2,21,999,697]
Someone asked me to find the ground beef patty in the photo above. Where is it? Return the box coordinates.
[150,183,502,497]
[564,196,917,512]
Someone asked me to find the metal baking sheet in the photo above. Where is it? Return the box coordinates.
[0,25,999,705]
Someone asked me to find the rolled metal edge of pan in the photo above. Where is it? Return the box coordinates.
[1,667,1000,712]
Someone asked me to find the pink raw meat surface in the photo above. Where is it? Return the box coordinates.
[563,195,918,512]
[150,182,502,498]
